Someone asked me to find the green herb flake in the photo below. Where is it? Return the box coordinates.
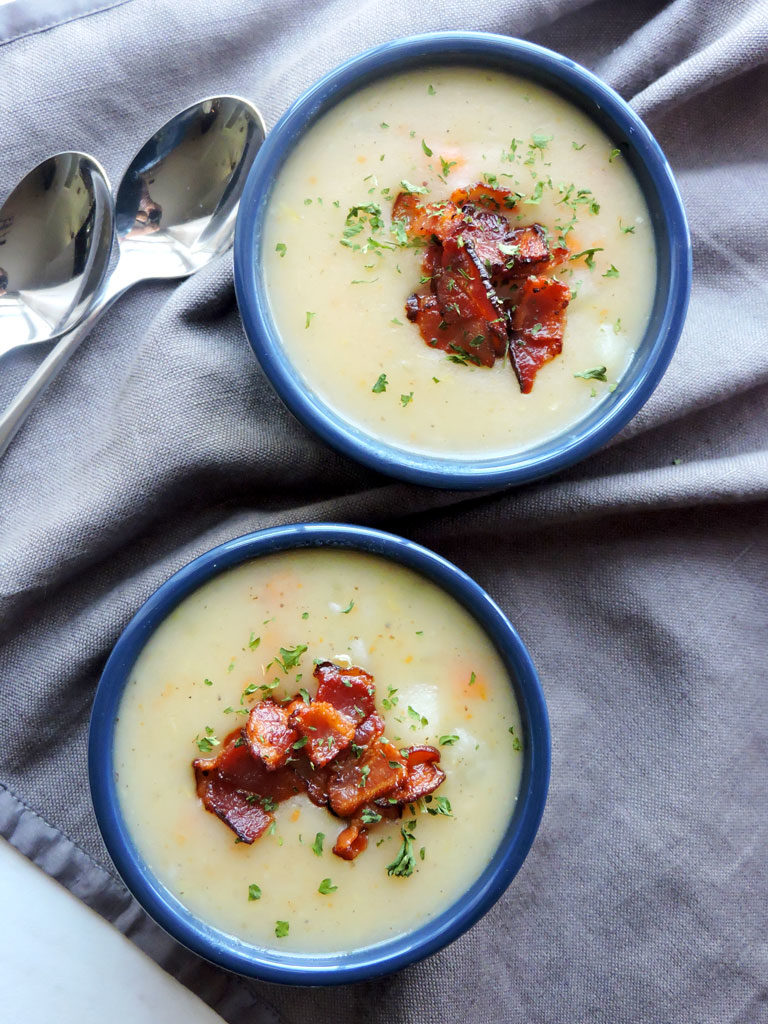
[312,832,325,857]
[203,678,213,687]
[469,671,476,686]
[440,155,457,177]
[569,247,604,270]
[512,735,523,751]
[426,795,453,817]
[407,705,428,729]
[358,764,371,788]
[614,318,623,334]
[400,179,429,195]
[305,311,316,329]
[572,141,586,150]
[275,242,287,257]
[341,599,355,614]
[195,728,220,754]
[380,121,389,129]
[299,687,311,705]
[292,736,308,749]
[248,633,260,650]
[602,264,620,278]
[421,139,433,157]
[427,84,436,95]
[279,644,308,670]
[303,198,312,206]
[318,878,338,895]
[248,883,262,901]
[574,366,608,382]
[386,822,417,877]
[301,611,309,620]
[620,220,636,234]
[419,847,426,861]
[372,373,388,394]
[227,660,235,672]
[439,734,460,746]
[609,148,621,163]
[361,807,382,824]
[400,392,414,407]
[390,317,404,326]
[275,920,289,938]
[531,132,553,150]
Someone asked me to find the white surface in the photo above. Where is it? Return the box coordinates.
[0,837,224,1024]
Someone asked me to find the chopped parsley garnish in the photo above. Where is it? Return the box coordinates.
[427,84,436,95]
[531,133,553,151]
[400,392,413,407]
[614,318,623,334]
[439,734,460,746]
[390,317,404,326]
[602,264,620,278]
[305,311,315,329]
[572,141,586,150]
[407,705,428,729]
[421,139,433,157]
[386,821,417,877]
[372,373,388,393]
[569,247,604,270]
[203,678,213,687]
[248,884,262,901]
[361,807,382,824]
[277,644,308,671]
[380,121,389,129]
[530,323,543,336]
[358,764,371,788]
[609,148,621,162]
[312,832,324,857]
[382,686,399,711]
[195,726,219,754]
[292,736,308,749]
[341,599,355,614]
[426,795,453,817]
[318,878,338,895]
[469,671,477,686]
[419,847,426,861]
[399,179,429,195]
[574,366,608,382]
[275,920,289,938]
[299,687,311,705]
[275,242,287,257]
[620,220,636,234]
[248,633,260,650]
[440,155,457,177]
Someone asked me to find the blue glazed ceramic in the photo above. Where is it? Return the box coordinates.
[89,523,550,984]
[234,32,691,489]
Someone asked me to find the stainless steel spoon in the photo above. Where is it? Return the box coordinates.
[0,152,113,355]
[0,95,266,457]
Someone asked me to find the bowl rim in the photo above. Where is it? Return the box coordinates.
[88,522,551,985]
[234,31,692,489]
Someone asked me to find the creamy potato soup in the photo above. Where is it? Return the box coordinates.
[115,549,523,953]
[262,66,656,457]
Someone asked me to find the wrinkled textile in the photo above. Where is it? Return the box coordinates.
[1,2,767,1023]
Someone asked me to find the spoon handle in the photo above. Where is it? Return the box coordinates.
[0,274,131,458]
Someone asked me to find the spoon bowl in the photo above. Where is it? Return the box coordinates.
[0,153,113,357]
[0,96,265,457]
[113,96,266,285]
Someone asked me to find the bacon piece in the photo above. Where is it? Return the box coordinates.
[383,745,445,805]
[508,275,572,394]
[391,191,460,241]
[328,739,407,818]
[333,823,368,861]
[292,755,331,807]
[313,661,379,745]
[290,700,356,768]
[193,733,304,843]
[244,699,298,770]
[450,182,517,211]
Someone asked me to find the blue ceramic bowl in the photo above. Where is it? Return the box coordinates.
[89,523,550,984]
[234,32,691,489]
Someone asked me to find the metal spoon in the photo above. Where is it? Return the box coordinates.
[0,95,266,457]
[0,152,113,355]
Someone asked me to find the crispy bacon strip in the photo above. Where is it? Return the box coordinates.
[313,661,383,745]
[328,739,407,818]
[193,733,304,843]
[508,275,572,394]
[290,700,356,767]
[244,699,298,770]
[393,181,571,392]
[333,824,369,861]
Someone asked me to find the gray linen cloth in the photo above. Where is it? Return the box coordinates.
[1,2,766,1022]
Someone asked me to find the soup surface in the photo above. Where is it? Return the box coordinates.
[262,66,656,457]
[115,549,523,953]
